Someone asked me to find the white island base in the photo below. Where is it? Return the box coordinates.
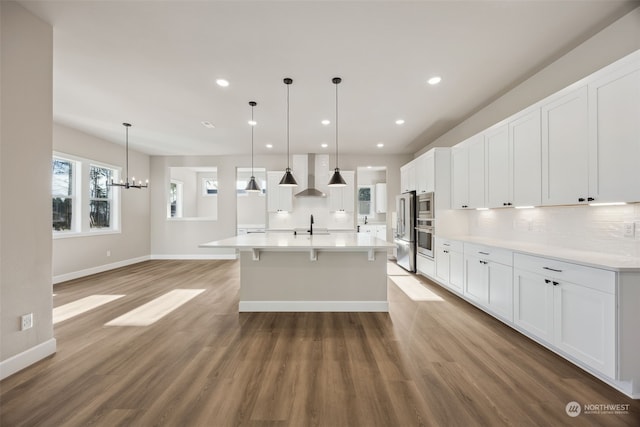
[201,233,394,312]
[239,250,388,312]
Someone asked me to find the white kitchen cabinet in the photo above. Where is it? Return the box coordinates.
[464,243,513,322]
[328,171,355,212]
[266,171,293,212]
[485,124,510,208]
[467,136,486,209]
[451,141,469,209]
[513,253,615,378]
[400,161,416,193]
[375,183,387,213]
[359,224,387,241]
[541,86,590,206]
[416,151,435,195]
[510,108,542,207]
[588,63,640,204]
[417,253,434,277]
[434,239,464,294]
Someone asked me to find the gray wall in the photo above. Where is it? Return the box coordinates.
[1,1,55,364]
[416,6,640,154]
[52,123,150,281]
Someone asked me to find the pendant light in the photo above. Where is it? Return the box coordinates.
[108,123,148,189]
[328,77,347,187]
[245,101,261,193]
[279,78,298,187]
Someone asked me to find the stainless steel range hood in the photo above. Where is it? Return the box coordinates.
[294,154,326,198]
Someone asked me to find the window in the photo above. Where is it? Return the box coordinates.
[358,186,374,216]
[52,153,120,237]
[52,157,76,231]
[89,165,114,229]
[203,178,218,195]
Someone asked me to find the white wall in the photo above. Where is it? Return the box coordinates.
[52,123,150,282]
[0,1,56,375]
[150,153,410,257]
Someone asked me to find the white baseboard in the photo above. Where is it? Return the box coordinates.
[239,301,389,312]
[150,254,237,260]
[53,256,150,284]
[0,338,57,381]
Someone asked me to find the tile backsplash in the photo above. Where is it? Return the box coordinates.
[468,204,640,257]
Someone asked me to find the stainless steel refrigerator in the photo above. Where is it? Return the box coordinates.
[395,191,416,272]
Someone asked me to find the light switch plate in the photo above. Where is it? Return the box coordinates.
[623,222,635,238]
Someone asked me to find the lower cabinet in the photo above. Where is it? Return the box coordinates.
[417,253,434,277]
[513,253,616,378]
[463,243,513,322]
[435,239,464,294]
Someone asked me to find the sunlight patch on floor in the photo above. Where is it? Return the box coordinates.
[105,289,205,327]
[53,295,125,324]
[387,262,410,276]
[389,275,444,302]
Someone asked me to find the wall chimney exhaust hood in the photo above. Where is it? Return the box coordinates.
[294,154,326,198]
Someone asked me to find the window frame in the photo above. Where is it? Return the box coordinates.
[52,155,80,233]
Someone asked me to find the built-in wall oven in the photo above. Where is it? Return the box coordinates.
[417,192,434,219]
[416,218,434,258]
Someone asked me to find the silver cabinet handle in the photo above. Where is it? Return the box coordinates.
[479,251,490,255]
[543,267,563,273]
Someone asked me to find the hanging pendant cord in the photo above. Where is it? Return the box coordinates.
[125,124,130,182]
[251,105,255,175]
[286,83,290,169]
[335,81,339,169]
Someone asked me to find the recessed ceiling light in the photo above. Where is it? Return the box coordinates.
[377,143,384,148]
[428,76,442,85]
[201,121,215,129]
[216,79,229,87]
[248,120,257,126]
[395,119,405,125]
[321,143,328,148]
[266,144,273,149]
[321,120,330,126]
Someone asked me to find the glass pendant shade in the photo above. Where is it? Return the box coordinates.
[328,168,347,187]
[279,167,298,186]
[245,176,261,192]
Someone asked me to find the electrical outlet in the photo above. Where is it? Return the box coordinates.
[21,313,33,331]
[106,250,111,257]
[623,222,635,238]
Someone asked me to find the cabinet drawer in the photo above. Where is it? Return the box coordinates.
[436,237,463,252]
[513,253,615,294]
[464,243,512,266]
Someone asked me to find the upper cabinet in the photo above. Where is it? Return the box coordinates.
[328,170,355,212]
[416,151,435,194]
[451,142,469,209]
[266,171,293,212]
[485,124,510,208]
[400,161,416,193]
[588,63,640,204]
[510,109,542,207]
[541,86,590,206]
[452,135,484,209]
[375,183,387,213]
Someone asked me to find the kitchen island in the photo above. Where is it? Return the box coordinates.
[200,232,395,312]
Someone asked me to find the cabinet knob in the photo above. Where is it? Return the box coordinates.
[587,197,595,202]
[544,279,551,284]
[552,281,559,286]
[578,197,586,202]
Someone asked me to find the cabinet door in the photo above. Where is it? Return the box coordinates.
[485,125,510,208]
[510,109,542,207]
[513,269,554,342]
[589,66,640,204]
[400,162,416,193]
[553,281,615,378]
[467,135,486,208]
[449,250,464,293]
[375,183,387,213]
[487,262,513,322]
[267,171,293,212]
[329,171,355,212]
[464,255,488,305]
[451,143,469,209]
[541,86,589,206]
[435,246,450,284]
[416,151,435,194]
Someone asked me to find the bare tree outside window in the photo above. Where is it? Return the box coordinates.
[52,158,74,231]
[89,165,112,228]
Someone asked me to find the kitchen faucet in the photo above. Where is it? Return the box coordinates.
[308,214,314,235]
[364,215,368,225]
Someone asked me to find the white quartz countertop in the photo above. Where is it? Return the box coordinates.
[201,232,395,250]
[440,235,640,272]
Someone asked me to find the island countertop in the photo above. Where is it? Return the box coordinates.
[200,232,395,251]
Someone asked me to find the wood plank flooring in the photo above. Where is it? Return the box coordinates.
[1,260,639,426]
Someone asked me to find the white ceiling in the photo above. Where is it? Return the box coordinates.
[19,0,638,156]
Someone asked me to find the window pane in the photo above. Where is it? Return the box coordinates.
[52,159,73,196]
[89,166,112,199]
[90,200,110,228]
[52,197,73,231]
[204,179,218,194]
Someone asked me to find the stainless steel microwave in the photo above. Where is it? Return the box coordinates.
[417,192,434,219]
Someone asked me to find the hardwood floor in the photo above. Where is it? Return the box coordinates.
[1,260,639,426]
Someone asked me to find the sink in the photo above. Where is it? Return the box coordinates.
[294,228,330,235]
